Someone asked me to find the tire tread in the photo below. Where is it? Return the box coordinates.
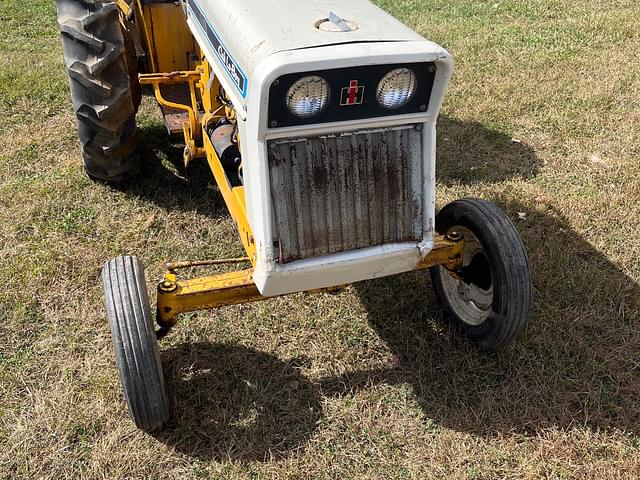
[102,255,170,432]
[56,0,139,181]
[431,198,532,349]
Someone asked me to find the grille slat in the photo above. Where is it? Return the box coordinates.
[353,133,368,248]
[323,136,338,253]
[365,132,381,245]
[269,125,424,264]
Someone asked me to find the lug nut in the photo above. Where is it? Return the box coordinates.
[159,280,177,293]
[445,231,463,242]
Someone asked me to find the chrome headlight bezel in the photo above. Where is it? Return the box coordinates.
[285,76,330,119]
[376,68,418,110]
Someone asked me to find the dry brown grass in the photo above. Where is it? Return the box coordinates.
[1,0,640,478]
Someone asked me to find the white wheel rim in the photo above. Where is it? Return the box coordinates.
[439,226,493,326]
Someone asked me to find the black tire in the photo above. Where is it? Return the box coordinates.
[430,199,532,349]
[102,256,170,431]
[56,0,139,181]
[120,12,142,111]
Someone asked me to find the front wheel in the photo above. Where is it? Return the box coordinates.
[430,198,532,349]
[102,256,170,431]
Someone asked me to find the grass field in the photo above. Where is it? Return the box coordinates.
[1,0,640,478]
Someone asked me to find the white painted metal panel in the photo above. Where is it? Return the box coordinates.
[185,0,429,109]
[242,43,452,296]
[189,0,424,75]
[183,0,454,296]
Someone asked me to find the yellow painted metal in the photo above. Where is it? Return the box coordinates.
[116,0,131,18]
[203,131,256,262]
[139,72,200,128]
[156,235,465,325]
[416,234,465,271]
[157,269,262,326]
[190,61,256,262]
[139,60,253,261]
[138,70,206,162]
[141,2,198,73]
[166,257,251,273]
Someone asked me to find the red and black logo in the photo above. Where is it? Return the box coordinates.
[340,80,365,106]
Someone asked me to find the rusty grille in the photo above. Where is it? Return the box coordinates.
[268,125,424,263]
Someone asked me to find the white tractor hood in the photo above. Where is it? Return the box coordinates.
[188,0,424,67]
[185,0,427,99]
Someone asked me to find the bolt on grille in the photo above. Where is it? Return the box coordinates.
[268,125,424,263]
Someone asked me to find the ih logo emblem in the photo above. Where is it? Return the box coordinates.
[340,80,365,106]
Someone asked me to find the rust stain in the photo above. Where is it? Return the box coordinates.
[267,126,424,263]
[312,164,327,189]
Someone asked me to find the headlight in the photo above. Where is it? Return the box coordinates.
[286,76,330,118]
[376,68,417,109]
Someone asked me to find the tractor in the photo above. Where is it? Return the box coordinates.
[55,0,532,432]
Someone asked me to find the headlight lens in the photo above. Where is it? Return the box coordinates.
[286,76,330,118]
[376,68,417,109]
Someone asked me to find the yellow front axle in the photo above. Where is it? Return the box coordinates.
[156,234,464,330]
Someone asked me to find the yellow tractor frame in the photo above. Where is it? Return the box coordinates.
[120,0,465,334]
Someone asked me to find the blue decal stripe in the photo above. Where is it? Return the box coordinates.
[187,0,248,97]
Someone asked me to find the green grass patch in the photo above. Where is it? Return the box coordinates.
[1,0,639,478]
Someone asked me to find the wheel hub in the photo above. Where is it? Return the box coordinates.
[440,227,493,326]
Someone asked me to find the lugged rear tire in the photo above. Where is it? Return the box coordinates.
[56,0,140,181]
[102,256,170,432]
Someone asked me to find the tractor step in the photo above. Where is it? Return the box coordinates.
[157,84,192,135]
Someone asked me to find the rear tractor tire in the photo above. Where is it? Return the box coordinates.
[102,256,170,432]
[430,199,532,349]
[56,0,140,181]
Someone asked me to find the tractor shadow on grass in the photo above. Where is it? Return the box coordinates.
[152,200,640,462]
[348,202,640,438]
[113,115,541,218]
[155,343,322,462]
[436,116,542,184]
[143,119,636,454]
[341,122,637,437]
[111,124,226,219]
